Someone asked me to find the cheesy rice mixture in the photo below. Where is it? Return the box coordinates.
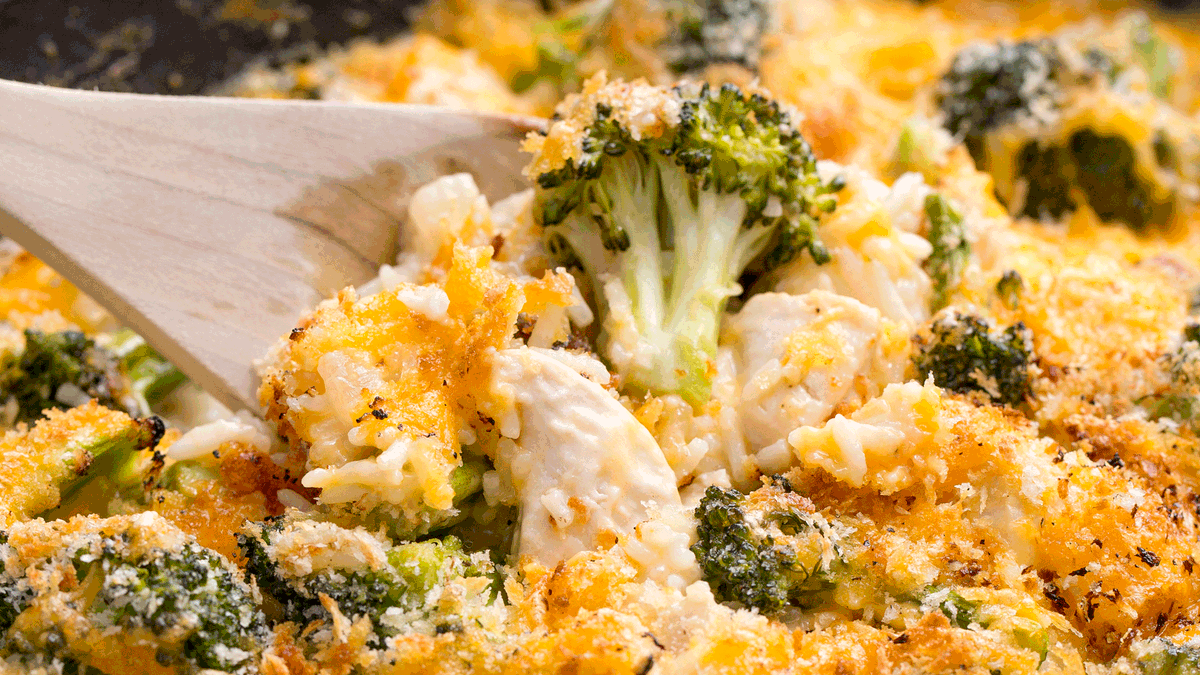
[3,1,1200,674]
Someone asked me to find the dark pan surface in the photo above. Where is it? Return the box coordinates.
[0,0,422,95]
[2,0,1197,97]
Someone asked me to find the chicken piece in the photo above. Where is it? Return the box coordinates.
[723,290,909,474]
[485,347,695,584]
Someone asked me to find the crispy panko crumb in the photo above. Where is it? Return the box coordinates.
[0,402,157,527]
[520,72,682,179]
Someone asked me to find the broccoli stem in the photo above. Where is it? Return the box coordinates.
[654,163,764,404]
[590,152,775,406]
[0,404,164,525]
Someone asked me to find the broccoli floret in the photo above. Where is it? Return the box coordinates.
[0,328,186,429]
[0,330,128,426]
[922,194,970,311]
[911,311,1033,406]
[996,270,1024,309]
[1011,140,1078,221]
[238,516,498,645]
[0,514,267,674]
[530,78,840,405]
[936,33,1184,230]
[937,39,1064,158]
[1069,129,1175,231]
[0,534,29,636]
[691,480,845,612]
[0,403,164,526]
[658,0,771,74]
[691,480,1057,659]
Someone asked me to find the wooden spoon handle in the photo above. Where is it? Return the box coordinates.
[0,78,542,412]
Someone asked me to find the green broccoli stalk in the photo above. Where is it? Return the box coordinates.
[911,311,1034,407]
[238,517,498,645]
[532,80,840,406]
[922,194,970,311]
[0,403,164,526]
[1128,14,1179,100]
[691,480,844,612]
[312,454,490,541]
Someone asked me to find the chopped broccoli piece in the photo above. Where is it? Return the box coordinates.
[0,402,163,526]
[658,0,771,74]
[690,479,1058,661]
[0,330,128,426]
[1141,324,1200,430]
[935,589,980,629]
[996,270,1024,309]
[1131,636,1200,675]
[911,311,1033,406]
[313,454,489,541]
[691,480,844,612]
[0,514,267,673]
[936,34,1184,230]
[889,118,951,181]
[922,194,970,311]
[924,587,1050,663]
[0,534,29,636]
[238,517,498,645]
[512,0,614,94]
[530,78,840,405]
[0,327,186,428]
[105,329,186,415]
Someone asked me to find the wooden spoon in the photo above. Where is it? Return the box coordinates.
[0,78,544,412]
